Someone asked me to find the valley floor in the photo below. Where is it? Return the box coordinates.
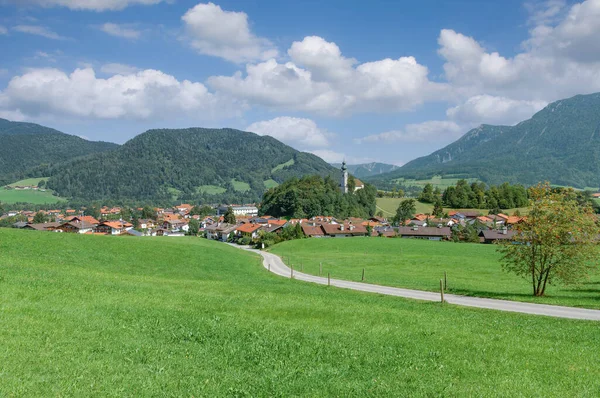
[1,229,599,396]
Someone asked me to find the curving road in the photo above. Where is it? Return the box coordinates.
[233,245,600,321]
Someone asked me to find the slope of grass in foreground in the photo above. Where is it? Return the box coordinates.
[270,238,600,309]
[1,229,600,396]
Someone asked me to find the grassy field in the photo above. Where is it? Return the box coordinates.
[376,197,528,217]
[5,177,49,187]
[270,238,600,309]
[231,179,250,192]
[391,175,480,189]
[0,177,66,204]
[1,229,600,395]
[271,158,295,173]
[0,188,66,204]
[263,179,279,189]
[196,184,226,195]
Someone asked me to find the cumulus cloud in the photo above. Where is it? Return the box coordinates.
[356,121,463,144]
[209,36,447,115]
[100,23,141,40]
[0,25,7,35]
[446,95,547,126]
[246,116,331,149]
[13,25,68,40]
[0,67,241,121]
[3,0,168,11]
[100,63,140,75]
[182,2,278,63]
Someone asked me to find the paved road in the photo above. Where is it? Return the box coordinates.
[234,245,600,321]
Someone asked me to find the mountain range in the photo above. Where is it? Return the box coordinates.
[42,128,337,203]
[368,92,600,189]
[330,162,400,178]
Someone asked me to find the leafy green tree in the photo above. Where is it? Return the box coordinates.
[397,189,405,199]
[498,183,600,297]
[190,205,214,217]
[393,199,416,226]
[433,197,444,218]
[347,175,356,193]
[224,207,237,224]
[141,206,156,219]
[418,183,436,203]
[38,180,46,189]
[33,211,47,224]
[188,218,200,236]
[87,205,101,220]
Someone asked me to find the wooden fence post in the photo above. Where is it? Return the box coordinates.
[440,279,444,303]
[328,272,330,286]
[268,263,271,272]
[291,264,294,279]
[301,262,303,272]
[362,268,365,281]
[444,271,447,291]
[319,262,322,276]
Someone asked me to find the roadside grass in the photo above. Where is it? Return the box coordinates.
[231,179,250,192]
[376,197,528,217]
[1,228,600,396]
[271,158,295,173]
[196,185,226,195]
[270,238,600,309]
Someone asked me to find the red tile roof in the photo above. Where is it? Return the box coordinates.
[237,223,262,234]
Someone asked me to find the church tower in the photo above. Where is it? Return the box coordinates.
[340,161,348,193]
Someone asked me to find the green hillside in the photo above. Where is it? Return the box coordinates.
[370,92,600,188]
[0,118,119,186]
[2,228,600,396]
[45,128,337,203]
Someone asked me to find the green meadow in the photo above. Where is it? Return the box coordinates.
[392,175,480,189]
[1,228,600,396]
[270,238,600,309]
[376,197,528,217]
[0,177,66,204]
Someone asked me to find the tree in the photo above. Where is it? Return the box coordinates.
[188,218,200,236]
[347,175,356,193]
[190,205,214,217]
[498,183,600,297]
[397,189,405,199]
[393,199,416,226]
[224,207,237,224]
[418,183,435,203]
[141,205,156,219]
[433,197,444,218]
[33,211,47,224]
[38,180,46,189]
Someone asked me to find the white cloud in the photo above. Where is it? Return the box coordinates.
[0,25,7,35]
[246,117,331,149]
[13,25,68,40]
[525,0,567,26]
[4,0,168,11]
[209,36,447,115]
[357,121,463,144]
[100,63,140,75]
[182,2,278,63]
[447,95,547,126]
[100,23,141,40]
[0,67,242,121]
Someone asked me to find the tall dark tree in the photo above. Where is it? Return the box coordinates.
[393,199,416,226]
[33,211,47,224]
[433,197,444,218]
[224,207,237,224]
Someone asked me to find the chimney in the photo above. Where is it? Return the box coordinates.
[502,227,508,235]
[340,225,345,231]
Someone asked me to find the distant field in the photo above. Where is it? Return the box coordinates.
[270,238,600,309]
[376,197,528,217]
[392,175,480,189]
[231,179,250,192]
[0,188,66,205]
[196,185,226,195]
[2,228,600,396]
[5,177,49,187]
[271,158,295,173]
[263,179,279,189]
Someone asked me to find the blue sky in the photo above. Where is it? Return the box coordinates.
[1,0,599,166]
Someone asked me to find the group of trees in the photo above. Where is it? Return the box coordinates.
[260,175,377,219]
[438,181,529,210]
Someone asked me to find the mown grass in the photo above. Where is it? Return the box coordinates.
[0,187,66,204]
[5,177,49,187]
[376,197,528,217]
[197,184,226,195]
[263,179,280,189]
[271,158,295,173]
[2,228,600,396]
[270,238,600,309]
[231,179,250,192]
[391,175,480,189]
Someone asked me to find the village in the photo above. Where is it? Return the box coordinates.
[1,201,524,244]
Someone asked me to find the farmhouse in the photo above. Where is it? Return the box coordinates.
[217,205,259,217]
[396,226,451,241]
[320,223,368,238]
[96,221,133,235]
[236,223,262,239]
[205,223,238,241]
[479,229,516,244]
